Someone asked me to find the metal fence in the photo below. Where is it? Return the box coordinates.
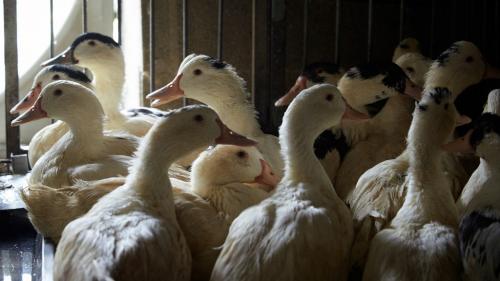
[3,0,500,163]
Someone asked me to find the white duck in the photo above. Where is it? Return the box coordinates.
[395,52,432,87]
[363,87,462,281]
[349,41,485,272]
[12,81,138,188]
[10,65,93,166]
[210,84,360,281]
[392,37,421,62]
[146,54,284,177]
[53,105,256,281]
[42,32,158,137]
[176,144,279,281]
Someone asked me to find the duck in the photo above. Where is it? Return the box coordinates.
[392,37,420,62]
[11,80,138,188]
[42,32,159,137]
[275,61,344,106]
[362,87,462,281]
[348,41,485,272]
[176,144,279,281]
[210,84,361,281]
[146,54,284,177]
[53,105,256,281]
[395,52,432,87]
[10,65,93,166]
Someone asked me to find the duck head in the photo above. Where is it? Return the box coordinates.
[147,54,248,108]
[191,145,280,194]
[395,52,432,87]
[275,62,344,107]
[336,63,422,117]
[11,80,104,126]
[41,32,122,69]
[392,37,420,62]
[10,65,92,114]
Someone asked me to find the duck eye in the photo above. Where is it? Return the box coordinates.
[194,69,202,76]
[466,56,474,63]
[193,114,204,122]
[236,151,247,158]
[54,89,63,96]
[405,67,415,73]
[88,41,96,46]
[325,94,333,101]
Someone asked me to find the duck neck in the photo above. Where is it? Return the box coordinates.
[89,55,126,122]
[65,115,105,153]
[373,95,413,135]
[280,120,331,189]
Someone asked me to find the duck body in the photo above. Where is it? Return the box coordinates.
[211,85,354,281]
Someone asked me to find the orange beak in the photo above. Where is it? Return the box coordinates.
[11,96,48,126]
[456,115,472,126]
[275,75,308,107]
[252,159,280,188]
[146,73,185,107]
[10,83,42,114]
[441,130,474,154]
[403,79,423,101]
[215,119,257,147]
[41,47,77,66]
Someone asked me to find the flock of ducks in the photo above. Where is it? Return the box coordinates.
[10,32,500,281]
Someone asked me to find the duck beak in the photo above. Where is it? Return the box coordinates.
[441,130,474,153]
[483,63,500,79]
[275,75,308,107]
[10,83,42,114]
[456,114,472,126]
[403,79,423,101]
[215,119,257,146]
[11,97,47,126]
[146,73,184,108]
[342,103,370,120]
[41,47,76,66]
[252,159,280,188]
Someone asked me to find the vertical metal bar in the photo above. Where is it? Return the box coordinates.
[182,0,188,106]
[302,0,308,67]
[149,0,156,91]
[334,0,341,64]
[82,0,88,32]
[429,0,436,56]
[495,0,500,64]
[366,0,373,62]
[117,0,122,45]
[49,0,54,57]
[4,0,21,157]
[399,0,405,40]
[217,0,224,59]
[481,0,487,48]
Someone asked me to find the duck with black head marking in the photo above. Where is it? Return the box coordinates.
[42,32,162,137]
[10,65,94,166]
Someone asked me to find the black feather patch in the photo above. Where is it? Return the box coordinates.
[428,87,451,105]
[314,129,350,160]
[454,79,500,137]
[71,32,119,49]
[346,63,407,93]
[398,43,410,49]
[302,62,342,83]
[365,98,389,117]
[468,113,500,147]
[436,43,460,67]
[345,64,380,79]
[203,56,227,69]
[459,208,500,255]
[48,65,91,83]
[126,107,166,118]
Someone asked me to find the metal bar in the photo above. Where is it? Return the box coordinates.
[495,0,500,64]
[49,0,54,57]
[302,0,308,67]
[399,0,405,40]
[334,0,341,64]
[82,0,88,32]
[366,0,373,62]
[217,0,224,59]
[117,0,122,45]
[429,0,436,56]
[4,0,21,157]
[182,0,188,106]
[149,0,155,91]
